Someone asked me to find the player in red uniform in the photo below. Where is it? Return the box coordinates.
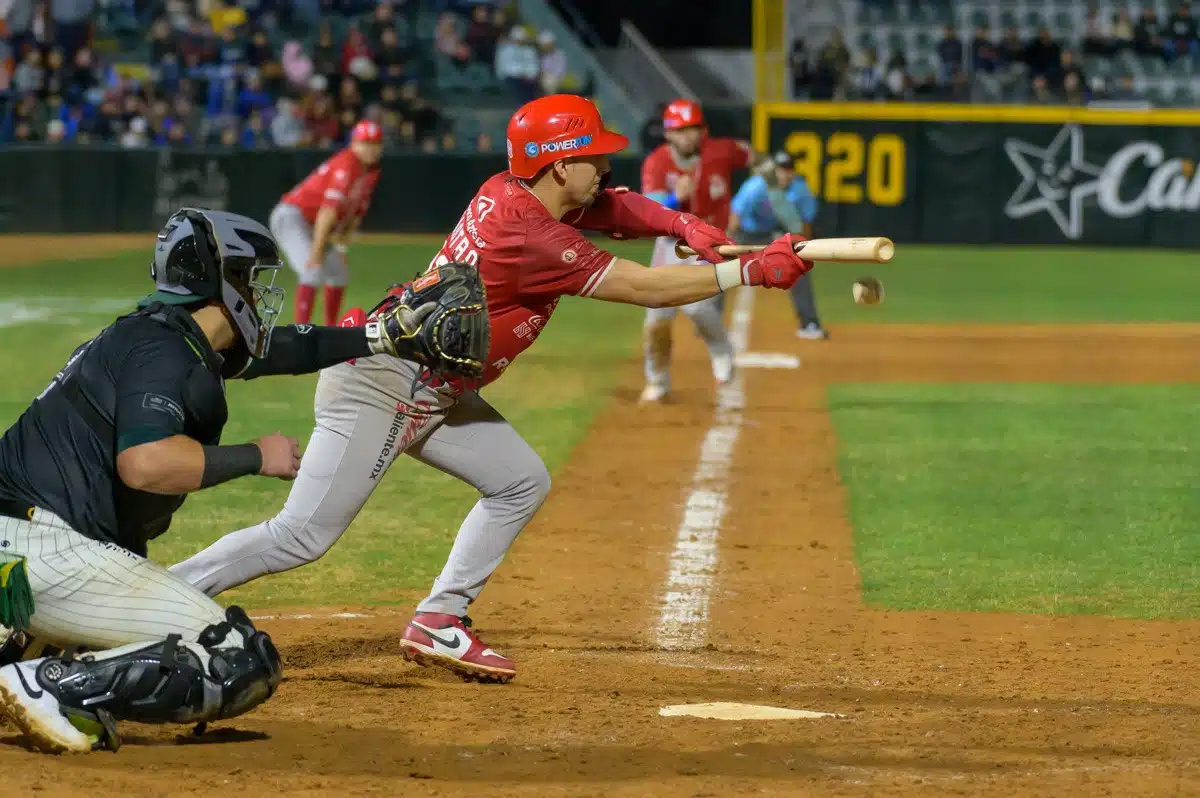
[270,119,384,325]
[638,98,763,402]
[170,95,814,684]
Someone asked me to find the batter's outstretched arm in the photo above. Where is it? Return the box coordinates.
[589,257,721,308]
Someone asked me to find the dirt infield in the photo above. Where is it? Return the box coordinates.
[1,293,1197,795]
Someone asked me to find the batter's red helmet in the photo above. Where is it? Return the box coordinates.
[506,94,629,180]
[662,98,705,130]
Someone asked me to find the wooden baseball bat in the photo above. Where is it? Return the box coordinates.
[675,236,895,263]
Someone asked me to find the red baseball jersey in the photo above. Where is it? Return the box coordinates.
[641,137,752,230]
[281,148,381,226]
[420,171,617,389]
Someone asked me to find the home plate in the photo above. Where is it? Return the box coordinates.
[659,702,842,720]
[736,352,801,369]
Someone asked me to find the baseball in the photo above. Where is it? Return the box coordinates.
[852,278,884,306]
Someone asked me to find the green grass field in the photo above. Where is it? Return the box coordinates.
[2,240,1198,617]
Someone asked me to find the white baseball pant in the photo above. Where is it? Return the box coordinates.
[0,509,240,659]
[268,203,348,288]
[169,355,552,618]
[643,236,733,390]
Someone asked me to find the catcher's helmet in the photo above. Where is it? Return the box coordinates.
[144,208,285,359]
[662,98,705,131]
[505,94,629,180]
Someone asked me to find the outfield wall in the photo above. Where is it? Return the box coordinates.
[753,102,1200,248]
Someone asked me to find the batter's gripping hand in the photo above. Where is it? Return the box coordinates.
[368,262,490,380]
[670,213,732,264]
[738,234,814,289]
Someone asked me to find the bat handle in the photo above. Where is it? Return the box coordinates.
[673,243,762,260]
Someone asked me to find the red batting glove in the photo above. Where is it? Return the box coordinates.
[737,234,814,289]
[669,213,732,264]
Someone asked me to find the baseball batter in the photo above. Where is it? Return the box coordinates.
[638,98,763,403]
[0,208,450,754]
[271,119,383,326]
[169,94,815,684]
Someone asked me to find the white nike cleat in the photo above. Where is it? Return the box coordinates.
[0,659,101,754]
[711,353,735,385]
[796,322,830,340]
[639,382,670,403]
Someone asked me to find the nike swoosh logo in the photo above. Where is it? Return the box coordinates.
[12,664,42,699]
[411,622,470,655]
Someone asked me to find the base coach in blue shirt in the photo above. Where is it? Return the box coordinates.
[729,151,828,339]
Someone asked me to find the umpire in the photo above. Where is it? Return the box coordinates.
[0,207,449,754]
[729,150,828,339]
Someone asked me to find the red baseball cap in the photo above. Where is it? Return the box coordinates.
[506,94,629,180]
[351,120,383,143]
[662,98,704,130]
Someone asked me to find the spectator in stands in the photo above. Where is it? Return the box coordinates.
[13,121,37,142]
[997,27,1025,69]
[436,11,471,67]
[282,40,314,89]
[850,48,882,98]
[467,4,501,66]
[45,118,66,144]
[217,24,246,66]
[440,131,456,151]
[241,109,269,147]
[1063,71,1087,105]
[367,2,397,51]
[247,29,278,73]
[789,39,811,97]
[342,24,374,76]
[337,75,363,119]
[936,24,964,83]
[972,26,999,73]
[375,27,411,84]
[884,51,908,99]
[312,22,341,83]
[1111,9,1135,53]
[811,30,849,100]
[1030,74,1053,103]
[305,92,339,146]
[13,49,44,96]
[538,30,567,96]
[237,69,273,118]
[50,0,94,59]
[150,18,175,63]
[43,48,67,98]
[121,115,149,147]
[495,26,539,104]
[270,97,304,146]
[1134,7,1163,56]
[13,93,47,137]
[172,95,204,141]
[476,132,493,153]
[83,96,121,140]
[1162,3,1198,61]
[1024,28,1062,83]
[1057,50,1087,100]
[1083,7,1112,56]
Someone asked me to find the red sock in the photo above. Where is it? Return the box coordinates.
[323,286,346,327]
[295,284,316,324]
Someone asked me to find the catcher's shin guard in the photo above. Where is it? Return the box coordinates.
[31,606,282,743]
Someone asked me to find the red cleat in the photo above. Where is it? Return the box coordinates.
[399,613,516,684]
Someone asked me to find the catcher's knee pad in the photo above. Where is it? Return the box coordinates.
[35,606,282,727]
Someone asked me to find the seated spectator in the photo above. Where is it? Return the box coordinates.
[166,122,190,145]
[1063,71,1087,105]
[312,23,341,82]
[375,27,411,84]
[972,26,998,73]
[467,4,501,65]
[850,48,883,98]
[368,2,397,51]
[171,95,204,140]
[936,25,964,83]
[884,51,908,99]
[790,38,811,97]
[43,48,68,99]
[181,19,217,65]
[337,75,363,118]
[440,132,456,151]
[342,24,375,77]
[150,17,176,63]
[241,109,270,147]
[1030,74,1053,103]
[247,29,277,72]
[1024,28,1062,82]
[282,40,314,89]
[13,93,48,136]
[538,30,567,96]
[82,97,121,140]
[165,0,194,31]
[1134,6,1163,56]
[270,97,305,147]
[1083,7,1112,56]
[305,93,340,144]
[13,121,38,142]
[13,50,45,96]
[218,124,239,148]
[997,27,1025,70]
[237,69,273,117]
[1058,50,1086,93]
[436,11,471,66]
[1112,9,1135,53]
[495,26,539,104]
[398,118,417,148]
[121,115,150,147]
[811,30,849,99]
[476,131,493,152]
[1162,3,1198,61]
[45,118,66,144]
[217,24,247,67]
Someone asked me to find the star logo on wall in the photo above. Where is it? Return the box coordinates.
[1003,125,1105,240]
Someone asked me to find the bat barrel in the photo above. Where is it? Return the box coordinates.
[675,236,895,263]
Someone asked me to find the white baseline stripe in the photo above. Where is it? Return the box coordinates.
[655,287,755,651]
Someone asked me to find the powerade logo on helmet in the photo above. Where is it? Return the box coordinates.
[524,142,539,158]
[540,135,594,154]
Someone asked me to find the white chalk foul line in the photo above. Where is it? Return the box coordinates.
[655,287,755,651]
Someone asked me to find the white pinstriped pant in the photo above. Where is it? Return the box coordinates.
[0,509,226,651]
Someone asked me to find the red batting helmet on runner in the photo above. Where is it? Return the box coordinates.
[662,98,704,130]
[351,119,383,143]
[506,94,629,180]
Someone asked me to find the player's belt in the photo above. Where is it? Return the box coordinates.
[0,498,36,522]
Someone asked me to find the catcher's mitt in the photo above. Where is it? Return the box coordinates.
[368,262,490,381]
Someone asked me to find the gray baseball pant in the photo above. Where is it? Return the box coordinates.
[168,356,551,617]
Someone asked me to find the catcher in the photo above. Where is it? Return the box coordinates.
[0,208,486,754]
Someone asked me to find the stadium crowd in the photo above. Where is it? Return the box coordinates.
[0,0,575,149]
[792,3,1200,105]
